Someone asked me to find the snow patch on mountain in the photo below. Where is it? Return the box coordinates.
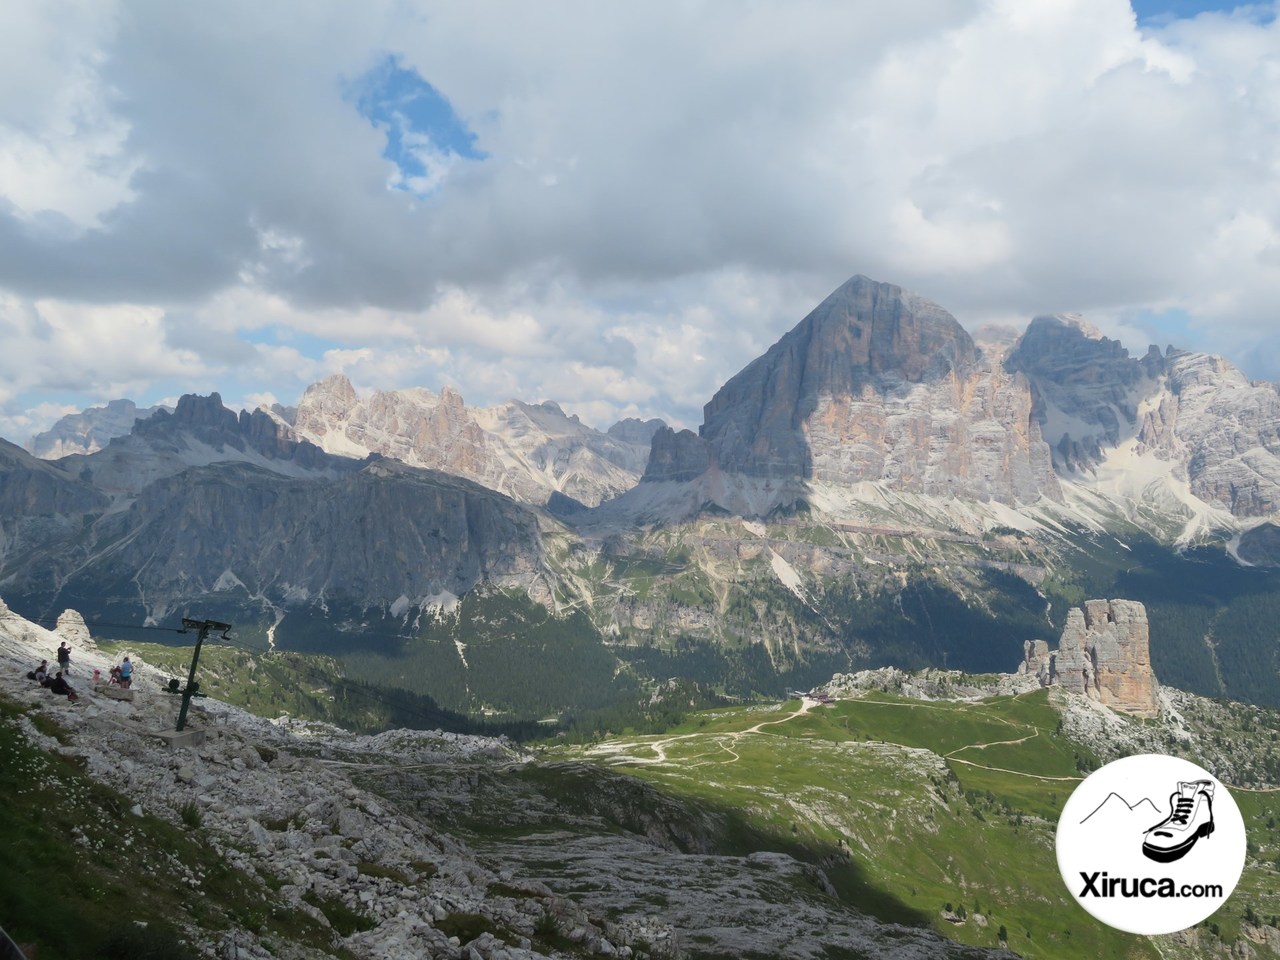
[1067,439,1235,544]
[213,569,246,592]
[769,550,807,600]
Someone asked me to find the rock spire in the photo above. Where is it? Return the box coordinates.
[1020,599,1159,718]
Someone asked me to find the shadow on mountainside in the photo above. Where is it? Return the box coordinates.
[363,757,931,931]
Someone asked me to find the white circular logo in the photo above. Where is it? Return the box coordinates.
[1056,754,1246,935]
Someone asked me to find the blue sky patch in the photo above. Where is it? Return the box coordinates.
[1127,306,1200,351]
[1131,0,1272,23]
[242,326,342,355]
[349,54,485,194]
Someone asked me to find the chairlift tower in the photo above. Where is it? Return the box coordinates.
[174,618,231,732]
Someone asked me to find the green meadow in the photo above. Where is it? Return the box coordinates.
[566,689,1280,960]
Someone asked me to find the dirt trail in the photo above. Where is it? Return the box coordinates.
[945,756,1082,782]
[743,696,818,734]
[586,692,1280,793]
[946,731,1039,754]
[590,694,1088,783]
[588,698,819,767]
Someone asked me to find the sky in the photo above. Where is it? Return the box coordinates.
[3,0,1280,444]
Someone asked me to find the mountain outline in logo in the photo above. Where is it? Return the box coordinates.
[1056,755,1246,935]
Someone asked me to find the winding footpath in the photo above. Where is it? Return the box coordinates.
[588,692,1095,784]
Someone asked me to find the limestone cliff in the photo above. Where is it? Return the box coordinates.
[1007,315,1280,519]
[1020,599,1160,718]
[641,274,1060,505]
[0,396,552,625]
[25,398,168,459]
[295,375,654,507]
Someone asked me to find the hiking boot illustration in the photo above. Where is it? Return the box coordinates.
[1142,780,1215,863]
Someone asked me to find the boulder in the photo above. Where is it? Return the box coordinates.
[94,682,134,702]
[55,609,95,651]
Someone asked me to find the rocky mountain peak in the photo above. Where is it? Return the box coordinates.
[1005,315,1164,474]
[1009,314,1161,376]
[169,392,239,431]
[746,274,978,394]
[25,398,169,459]
[296,375,360,435]
[536,399,567,417]
[634,274,1056,509]
[135,393,293,454]
[293,380,654,508]
[643,426,712,483]
[607,417,666,446]
[307,373,359,402]
[55,393,352,499]
[695,275,979,482]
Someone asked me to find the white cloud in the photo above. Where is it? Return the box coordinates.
[0,294,195,395]
[0,0,138,230]
[3,1,1280,436]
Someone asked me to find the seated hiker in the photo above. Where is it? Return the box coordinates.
[109,666,122,684]
[48,671,79,702]
[28,659,49,682]
[119,656,133,688]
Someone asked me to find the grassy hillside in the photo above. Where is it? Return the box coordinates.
[560,689,1280,960]
[106,639,724,742]
[100,640,496,735]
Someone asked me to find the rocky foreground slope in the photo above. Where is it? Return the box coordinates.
[0,600,1007,960]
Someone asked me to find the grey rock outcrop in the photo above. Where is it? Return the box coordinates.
[642,427,712,483]
[1020,640,1051,684]
[133,393,335,471]
[54,609,95,651]
[1021,599,1159,718]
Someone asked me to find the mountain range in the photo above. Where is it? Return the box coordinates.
[7,274,1280,714]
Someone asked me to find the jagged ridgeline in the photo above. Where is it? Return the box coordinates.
[6,274,1280,720]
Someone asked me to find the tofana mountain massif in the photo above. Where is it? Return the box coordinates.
[6,275,1280,959]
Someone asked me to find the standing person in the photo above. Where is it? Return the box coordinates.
[120,657,133,688]
[56,641,71,675]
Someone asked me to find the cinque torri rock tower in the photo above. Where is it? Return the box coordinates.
[1021,599,1160,718]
